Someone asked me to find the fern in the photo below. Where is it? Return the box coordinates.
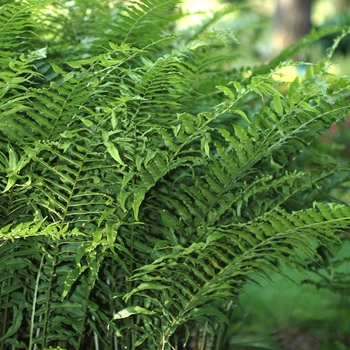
[1,1,350,349]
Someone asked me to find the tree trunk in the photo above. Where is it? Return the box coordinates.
[273,0,313,55]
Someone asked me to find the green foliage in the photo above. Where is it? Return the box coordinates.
[1,1,350,349]
[230,263,350,350]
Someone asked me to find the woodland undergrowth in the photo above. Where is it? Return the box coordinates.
[0,1,350,349]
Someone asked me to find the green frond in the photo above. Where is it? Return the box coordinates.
[126,202,350,345]
[0,1,40,56]
[119,0,181,45]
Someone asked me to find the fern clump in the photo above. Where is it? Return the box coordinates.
[0,1,350,349]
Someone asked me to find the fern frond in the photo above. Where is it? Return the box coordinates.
[125,203,350,346]
[119,0,180,45]
[0,1,40,57]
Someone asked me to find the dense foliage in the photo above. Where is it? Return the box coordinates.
[1,1,350,349]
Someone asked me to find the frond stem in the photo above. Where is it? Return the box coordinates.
[29,253,45,350]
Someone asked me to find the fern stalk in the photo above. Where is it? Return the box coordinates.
[29,254,45,350]
[40,242,59,348]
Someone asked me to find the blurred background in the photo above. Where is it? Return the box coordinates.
[180,0,350,73]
